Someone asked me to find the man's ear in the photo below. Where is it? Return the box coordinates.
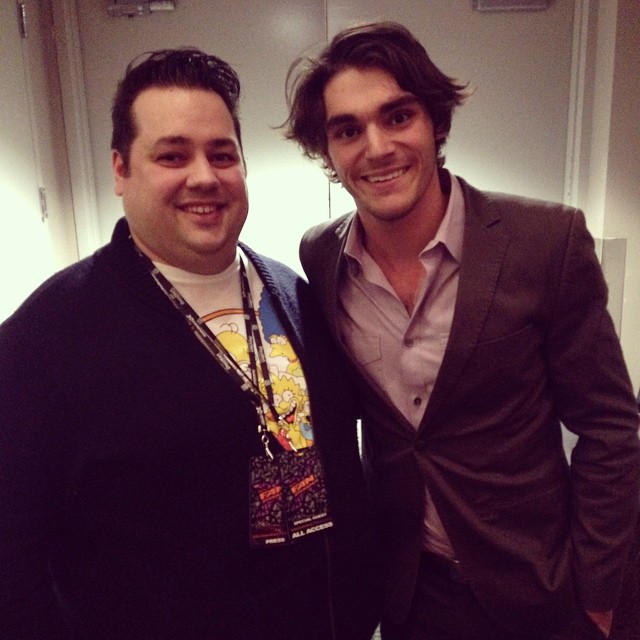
[112,150,126,196]
[435,130,447,145]
[322,154,335,172]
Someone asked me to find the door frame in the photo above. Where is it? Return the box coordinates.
[52,0,101,259]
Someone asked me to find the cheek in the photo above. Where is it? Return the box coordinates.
[226,172,249,200]
[146,178,186,206]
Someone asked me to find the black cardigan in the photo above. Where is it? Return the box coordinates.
[0,218,380,639]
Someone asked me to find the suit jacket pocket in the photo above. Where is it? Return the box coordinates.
[478,481,570,552]
[454,323,546,414]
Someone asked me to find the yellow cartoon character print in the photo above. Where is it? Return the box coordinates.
[201,277,316,453]
[257,288,314,451]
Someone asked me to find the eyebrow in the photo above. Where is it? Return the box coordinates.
[152,136,238,149]
[325,94,420,132]
[379,95,421,114]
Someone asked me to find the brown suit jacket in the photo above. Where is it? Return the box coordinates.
[299,176,640,635]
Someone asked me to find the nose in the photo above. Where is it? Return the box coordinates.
[186,154,220,189]
[364,124,393,159]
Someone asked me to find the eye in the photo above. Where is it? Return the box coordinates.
[210,152,237,166]
[156,152,187,166]
[389,110,413,126]
[207,143,242,167]
[331,124,360,141]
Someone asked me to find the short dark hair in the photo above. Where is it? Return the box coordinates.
[111,48,243,170]
[283,21,469,180]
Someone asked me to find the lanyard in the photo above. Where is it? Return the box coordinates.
[135,244,293,459]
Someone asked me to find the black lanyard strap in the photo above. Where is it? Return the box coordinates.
[134,244,293,459]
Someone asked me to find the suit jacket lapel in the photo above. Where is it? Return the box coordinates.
[421,181,510,427]
[314,216,351,338]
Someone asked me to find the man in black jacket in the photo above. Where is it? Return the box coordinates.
[0,48,379,639]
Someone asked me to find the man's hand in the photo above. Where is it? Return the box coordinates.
[586,610,613,637]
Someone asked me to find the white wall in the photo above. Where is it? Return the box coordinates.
[0,0,78,320]
[604,0,640,394]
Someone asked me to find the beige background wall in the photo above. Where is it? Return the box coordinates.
[603,0,640,398]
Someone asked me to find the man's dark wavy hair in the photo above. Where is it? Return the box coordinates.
[111,48,242,170]
[283,21,469,181]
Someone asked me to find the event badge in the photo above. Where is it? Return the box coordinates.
[249,447,333,547]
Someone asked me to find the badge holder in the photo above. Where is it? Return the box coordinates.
[249,421,333,547]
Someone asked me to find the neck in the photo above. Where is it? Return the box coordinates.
[361,197,447,267]
[358,189,448,314]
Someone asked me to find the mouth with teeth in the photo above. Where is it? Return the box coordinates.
[364,167,408,184]
[179,203,225,214]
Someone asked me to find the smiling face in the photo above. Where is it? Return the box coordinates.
[112,86,248,275]
[323,66,443,230]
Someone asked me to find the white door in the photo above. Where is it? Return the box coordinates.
[0,0,78,321]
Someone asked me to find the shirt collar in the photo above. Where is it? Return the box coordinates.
[429,172,464,264]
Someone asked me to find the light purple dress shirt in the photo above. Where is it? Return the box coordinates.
[338,173,465,559]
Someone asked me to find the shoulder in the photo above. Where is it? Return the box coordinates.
[301,212,354,247]
[240,243,302,289]
[0,254,105,372]
[0,220,136,342]
[2,217,142,332]
[457,176,584,242]
[299,213,354,280]
[459,176,578,221]
[2,255,98,331]
[239,243,309,322]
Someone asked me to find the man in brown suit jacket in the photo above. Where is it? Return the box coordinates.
[283,21,640,640]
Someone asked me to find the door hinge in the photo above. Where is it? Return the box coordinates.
[39,187,48,222]
[17,1,27,38]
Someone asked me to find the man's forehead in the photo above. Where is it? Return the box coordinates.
[323,67,418,123]
[131,86,236,140]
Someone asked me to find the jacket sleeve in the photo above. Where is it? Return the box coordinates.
[0,318,71,639]
[546,210,640,611]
